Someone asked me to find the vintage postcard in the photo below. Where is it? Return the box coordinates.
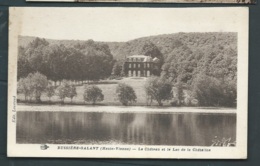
[8,7,248,158]
[26,0,255,3]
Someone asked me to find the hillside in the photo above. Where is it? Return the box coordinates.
[19,32,237,83]
[19,32,237,61]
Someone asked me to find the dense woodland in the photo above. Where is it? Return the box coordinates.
[18,32,237,107]
[18,38,114,82]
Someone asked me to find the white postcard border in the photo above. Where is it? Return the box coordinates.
[7,7,248,159]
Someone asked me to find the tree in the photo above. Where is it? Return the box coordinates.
[56,81,78,104]
[56,81,71,104]
[17,72,48,102]
[47,44,72,83]
[24,38,51,78]
[83,85,104,105]
[175,81,185,106]
[68,85,77,103]
[192,73,226,106]
[116,83,137,106]
[80,41,114,81]
[145,76,172,106]
[17,77,34,101]
[30,72,48,102]
[222,79,237,107]
[65,48,86,82]
[17,46,33,79]
[112,62,122,76]
[46,84,55,102]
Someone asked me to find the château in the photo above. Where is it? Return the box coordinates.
[124,55,159,77]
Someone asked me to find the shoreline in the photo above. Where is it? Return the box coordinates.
[17,104,236,114]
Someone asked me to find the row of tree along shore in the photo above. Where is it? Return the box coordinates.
[18,72,236,107]
[18,34,237,107]
[18,72,169,106]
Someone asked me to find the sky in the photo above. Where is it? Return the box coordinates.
[10,7,247,42]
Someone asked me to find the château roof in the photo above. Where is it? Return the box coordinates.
[152,57,160,63]
[126,55,153,62]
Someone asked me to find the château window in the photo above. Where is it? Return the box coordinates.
[133,64,136,68]
[128,71,131,77]
[147,63,150,68]
[138,64,140,68]
[129,64,131,68]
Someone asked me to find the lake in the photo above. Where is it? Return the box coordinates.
[16,111,236,146]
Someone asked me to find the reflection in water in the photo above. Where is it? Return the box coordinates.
[17,112,236,146]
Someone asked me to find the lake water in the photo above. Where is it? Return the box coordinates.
[16,111,236,146]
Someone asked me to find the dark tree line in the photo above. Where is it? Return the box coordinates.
[18,38,114,84]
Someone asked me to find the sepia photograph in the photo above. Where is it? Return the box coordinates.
[8,7,248,158]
